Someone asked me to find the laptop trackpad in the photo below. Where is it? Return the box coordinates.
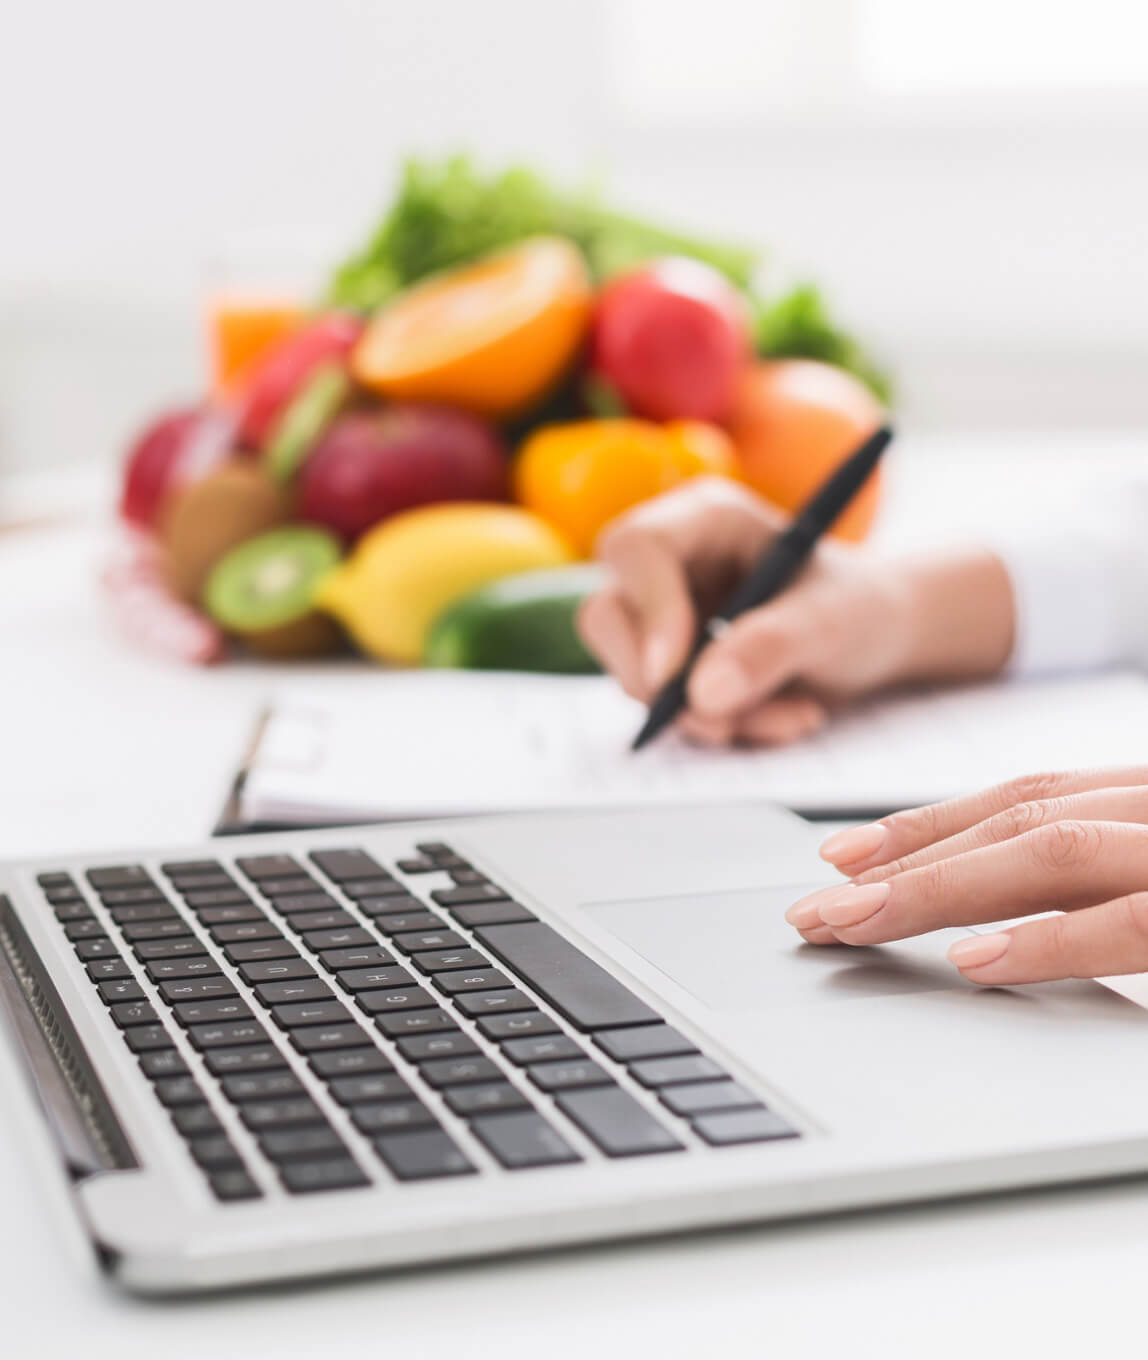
[584,886,973,1013]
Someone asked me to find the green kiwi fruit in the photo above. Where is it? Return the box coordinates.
[160,462,294,604]
[204,525,343,658]
[265,362,350,486]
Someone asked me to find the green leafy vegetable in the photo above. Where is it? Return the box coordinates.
[753,284,892,404]
[327,155,758,311]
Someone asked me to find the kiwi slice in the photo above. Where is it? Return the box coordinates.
[265,362,350,486]
[160,462,294,604]
[204,526,343,658]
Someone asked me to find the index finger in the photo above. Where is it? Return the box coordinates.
[818,766,1148,876]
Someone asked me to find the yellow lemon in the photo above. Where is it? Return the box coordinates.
[315,502,574,663]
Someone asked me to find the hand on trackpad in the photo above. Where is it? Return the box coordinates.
[583,886,971,1013]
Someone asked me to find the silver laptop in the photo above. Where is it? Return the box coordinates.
[4,800,1148,1294]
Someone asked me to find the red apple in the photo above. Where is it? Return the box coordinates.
[590,257,751,423]
[236,311,364,451]
[299,405,508,541]
[119,405,219,528]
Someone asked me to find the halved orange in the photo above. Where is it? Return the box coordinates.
[352,237,591,419]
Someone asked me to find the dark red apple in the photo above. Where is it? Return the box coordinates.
[236,311,364,451]
[119,405,206,528]
[590,257,751,423]
[299,405,508,541]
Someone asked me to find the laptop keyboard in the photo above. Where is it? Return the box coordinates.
[32,844,798,1202]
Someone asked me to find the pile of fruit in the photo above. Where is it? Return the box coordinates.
[114,157,889,671]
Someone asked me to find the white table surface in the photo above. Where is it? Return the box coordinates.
[4,432,1148,1358]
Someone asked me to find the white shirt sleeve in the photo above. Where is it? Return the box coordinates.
[997,477,1148,676]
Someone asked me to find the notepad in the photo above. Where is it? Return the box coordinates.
[235,668,1148,827]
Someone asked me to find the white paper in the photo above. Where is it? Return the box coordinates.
[238,669,1148,826]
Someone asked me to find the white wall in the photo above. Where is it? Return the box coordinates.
[2,0,1146,476]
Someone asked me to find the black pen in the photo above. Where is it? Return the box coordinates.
[631,424,894,751]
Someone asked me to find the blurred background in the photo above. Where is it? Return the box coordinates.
[3,0,1148,486]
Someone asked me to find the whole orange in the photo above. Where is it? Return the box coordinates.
[728,359,886,542]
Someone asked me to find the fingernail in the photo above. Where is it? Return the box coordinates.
[817,881,892,928]
[644,636,676,689]
[691,656,749,714]
[820,822,888,868]
[948,933,1011,970]
[785,900,826,930]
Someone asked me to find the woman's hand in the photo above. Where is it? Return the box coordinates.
[578,477,1016,747]
[787,766,1148,984]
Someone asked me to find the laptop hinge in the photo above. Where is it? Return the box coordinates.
[0,894,137,1179]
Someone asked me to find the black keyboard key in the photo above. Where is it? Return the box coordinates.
[159,977,237,1003]
[450,901,537,928]
[477,923,660,1033]
[153,1076,205,1108]
[108,903,175,924]
[431,883,509,907]
[341,878,405,899]
[238,958,315,985]
[221,1071,306,1102]
[309,1047,392,1079]
[65,919,106,940]
[122,920,189,942]
[660,1080,761,1117]
[204,1045,287,1076]
[110,1001,160,1028]
[290,1024,368,1054]
[173,997,252,1027]
[419,1056,501,1088]
[390,929,466,956]
[52,902,92,922]
[44,883,83,902]
[629,1056,726,1088]
[528,1060,611,1093]
[133,937,206,961]
[97,978,145,1004]
[357,1101,437,1133]
[74,938,117,960]
[280,1158,369,1194]
[254,978,331,1006]
[270,893,340,916]
[289,910,357,933]
[223,938,296,965]
[453,989,535,1019]
[272,1000,352,1029]
[396,1031,479,1063]
[86,958,133,981]
[329,1073,413,1105]
[369,911,441,935]
[99,886,168,907]
[197,904,265,927]
[302,927,374,951]
[184,888,253,909]
[123,1025,173,1052]
[209,1169,262,1201]
[317,945,393,971]
[469,1112,580,1169]
[260,1127,347,1162]
[444,1083,530,1117]
[310,849,386,882]
[139,1049,189,1079]
[189,1136,244,1171]
[415,842,455,859]
[213,921,283,944]
[412,948,488,974]
[173,1104,224,1138]
[593,1024,698,1064]
[253,876,318,897]
[189,1018,269,1050]
[556,1087,684,1157]
[171,874,235,893]
[375,1009,459,1039]
[356,986,436,1016]
[477,1011,560,1041]
[374,1129,474,1180]
[335,964,413,993]
[37,871,73,887]
[145,957,221,983]
[240,1098,326,1131]
[396,858,437,874]
[237,854,304,880]
[162,859,223,878]
[87,865,150,889]
[357,894,425,917]
[449,868,487,885]
[692,1109,799,1145]
[501,1034,585,1066]
[435,968,514,995]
